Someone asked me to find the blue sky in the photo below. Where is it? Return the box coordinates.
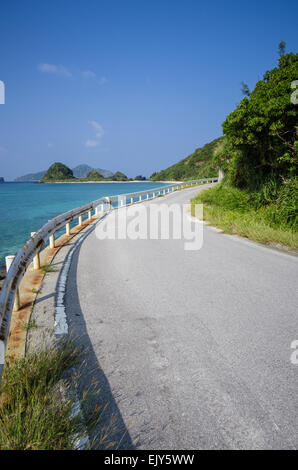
[0,0,297,180]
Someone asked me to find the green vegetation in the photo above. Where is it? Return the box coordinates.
[21,319,39,331]
[39,163,130,182]
[86,169,105,181]
[32,287,41,294]
[191,45,298,249]
[150,137,223,181]
[221,52,298,189]
[135,174,146,180]
[41,262,56,274]
[41,162,74,182]
[15,165,113,182]
[112,171,128,181]
[191,183,298,250]
[0,340,93,450]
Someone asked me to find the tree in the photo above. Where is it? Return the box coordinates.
[241,82,250,97]
[222,52,298,188]
[278,40,286,58]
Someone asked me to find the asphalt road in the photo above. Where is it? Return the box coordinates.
[66,184,298,449]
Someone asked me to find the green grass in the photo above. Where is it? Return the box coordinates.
[41,262,56,274]
[191,183,298,250]
[31,287,41,294]
[21,319,39,331]
[0,340,96,450]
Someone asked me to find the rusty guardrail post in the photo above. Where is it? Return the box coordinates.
[31,232,40,270]
[5,256,20,311]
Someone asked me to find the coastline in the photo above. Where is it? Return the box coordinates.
[40,180,181,184]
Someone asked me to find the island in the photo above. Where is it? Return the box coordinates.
[40,162,131,182]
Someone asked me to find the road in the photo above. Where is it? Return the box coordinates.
[66,184,298,449]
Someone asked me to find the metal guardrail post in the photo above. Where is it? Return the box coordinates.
[49,233,55,249]
[31,233,41,270]
[66,222,71,235]
[5,256,20,311]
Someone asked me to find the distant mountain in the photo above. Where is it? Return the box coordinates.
[0,177,4,183]
[150,137,224,181]
[72,164,113,179]
[15,164,113,181]
[72,164,93,178]
[15,171,46,182]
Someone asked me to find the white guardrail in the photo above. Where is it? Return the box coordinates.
[0,177,218,382]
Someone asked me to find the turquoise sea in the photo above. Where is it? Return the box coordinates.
[0,182,169,267]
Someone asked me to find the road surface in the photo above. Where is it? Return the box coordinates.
[65,184,298,449]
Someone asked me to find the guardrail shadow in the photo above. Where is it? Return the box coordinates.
[64,228,136,450]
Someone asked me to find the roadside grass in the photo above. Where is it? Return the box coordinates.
[0,339,97,450]
[21,319,39,331]
[41,262,57,274]
[191,184,298,250]
[31,287,41,294]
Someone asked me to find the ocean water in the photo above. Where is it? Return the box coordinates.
[0,181,169,267]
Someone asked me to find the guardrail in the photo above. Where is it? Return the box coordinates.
[0,177,218,382]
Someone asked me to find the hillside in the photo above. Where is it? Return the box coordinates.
[72,165,113,179]
[150,137,224,181]
[15,164,113,181]
[86,169,105,180]
[40,162,74,181]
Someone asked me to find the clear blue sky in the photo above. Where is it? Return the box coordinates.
[0,0,297,180]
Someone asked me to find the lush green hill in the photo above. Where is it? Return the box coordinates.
[150,137,223,181]
[41,162,74,181]
[86,169,105,180]
[112,171,128,181]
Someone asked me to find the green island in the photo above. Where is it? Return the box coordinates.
[40,163,143,182]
